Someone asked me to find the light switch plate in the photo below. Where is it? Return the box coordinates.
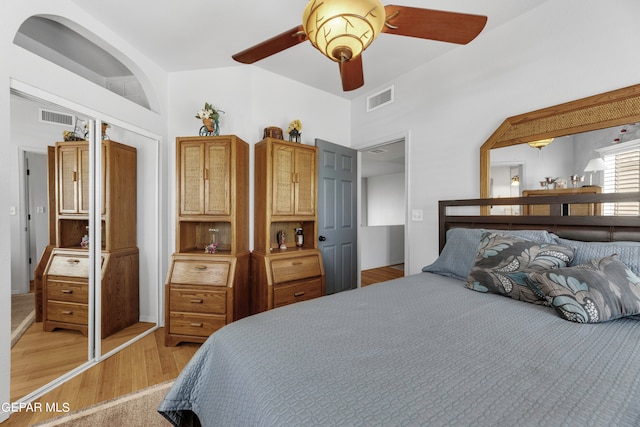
[411,209,423,221]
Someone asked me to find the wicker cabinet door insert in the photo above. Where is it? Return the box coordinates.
[294,147,316,216]
[180,140,231,216]
[58,145,90,214]
[204,142,231,215]
[180,142,205,215]
[272,144,296,216]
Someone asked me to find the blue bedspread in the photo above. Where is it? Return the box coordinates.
[158,273,640,426]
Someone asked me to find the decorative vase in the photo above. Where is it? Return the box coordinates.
[289,129,301,143]
[203,118,214,132]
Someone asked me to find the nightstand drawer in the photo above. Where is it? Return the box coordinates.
[271,254,322,283]
[47,301,88,325]
[169,312,226,337]
[169,287,227,314]
[170,260,231,286]
[47,280,88,304]
[274,277,323,308]
[47,254,89,278]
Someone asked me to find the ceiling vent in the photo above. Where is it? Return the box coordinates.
[39,108,74,126]
[368,148,388,154]
[367,86,394,112]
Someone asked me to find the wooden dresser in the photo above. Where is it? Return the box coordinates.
[165,135,250,346]
[41,139,139,338]
[522,186,602,215]
[251,138,325,313]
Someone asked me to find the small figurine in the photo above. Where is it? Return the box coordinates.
[277,230,287,249]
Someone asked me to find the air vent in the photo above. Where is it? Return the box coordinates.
[39,108,74,126]
[368,148,388,154]
[367,86,394,112]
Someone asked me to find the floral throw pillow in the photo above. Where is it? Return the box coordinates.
[528,255,640,323]
[465,232,574,304]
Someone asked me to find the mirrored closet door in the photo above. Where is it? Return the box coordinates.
[9,89,160,404]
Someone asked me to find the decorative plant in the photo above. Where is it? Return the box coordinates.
[204,242,219,254]
[195,102,222,121]
[286,119,302,135]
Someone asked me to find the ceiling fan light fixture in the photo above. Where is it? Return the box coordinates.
[527,138,554,150]
[302,0,386,62]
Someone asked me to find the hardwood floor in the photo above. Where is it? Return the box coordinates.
[6,327,200,426]
[361,264,404,286]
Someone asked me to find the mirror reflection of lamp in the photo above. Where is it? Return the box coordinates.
[527,138,554,149]
[584,157,606,186]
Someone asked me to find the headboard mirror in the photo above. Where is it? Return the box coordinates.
[480,83,640,214]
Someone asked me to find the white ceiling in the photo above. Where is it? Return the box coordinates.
[67,0,546,100]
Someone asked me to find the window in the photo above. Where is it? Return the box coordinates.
[600,140,640,215]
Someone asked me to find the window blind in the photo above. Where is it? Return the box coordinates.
[603,145,640,215]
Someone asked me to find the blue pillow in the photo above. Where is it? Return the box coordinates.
[556,238,640,277]
[422,228,483,280]
[423,228,560,281]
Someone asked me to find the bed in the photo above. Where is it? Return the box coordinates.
[159,193,640,427]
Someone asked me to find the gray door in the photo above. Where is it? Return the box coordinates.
[316,139,358,294]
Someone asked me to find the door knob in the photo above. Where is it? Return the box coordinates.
[319,236,326,241]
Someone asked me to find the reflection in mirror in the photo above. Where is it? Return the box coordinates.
[480,84,640,215]
[10,92,91,402]
[99,123,157,357]
[9,92,159,403]
[490,123,640,195]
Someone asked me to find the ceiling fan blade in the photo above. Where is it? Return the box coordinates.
[339,56,364,92]
[382,5,487,45]
[232,25,306,64]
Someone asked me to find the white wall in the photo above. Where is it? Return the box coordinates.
[361,225,405,270]
[350,0,640,274]
[361,172,405,269]
[366,173,405,226]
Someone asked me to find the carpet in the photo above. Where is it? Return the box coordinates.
[34,381,175,427]
[11,293,35,348]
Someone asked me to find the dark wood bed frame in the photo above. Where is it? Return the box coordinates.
[439,192,640,252]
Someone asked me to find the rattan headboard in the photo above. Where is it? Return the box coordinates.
[439,192,640,252]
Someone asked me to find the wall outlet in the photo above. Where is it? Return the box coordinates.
[411,209,423,221]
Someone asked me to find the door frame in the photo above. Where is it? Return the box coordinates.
[18,147,48,294]
[356,130,411,275]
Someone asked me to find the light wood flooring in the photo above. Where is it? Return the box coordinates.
[361,264,404,286]
[7,326,199,426]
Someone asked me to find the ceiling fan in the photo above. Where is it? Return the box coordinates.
[232,0,487,91]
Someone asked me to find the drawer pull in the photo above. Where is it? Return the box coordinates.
[194,265,208,270]
[292,262,303,265]
[190,298,204,304]
[61,289,73,294]
[294,291,305,297]
[190,322,203,328]
[62,310,73,315]
[66,259,81,265]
